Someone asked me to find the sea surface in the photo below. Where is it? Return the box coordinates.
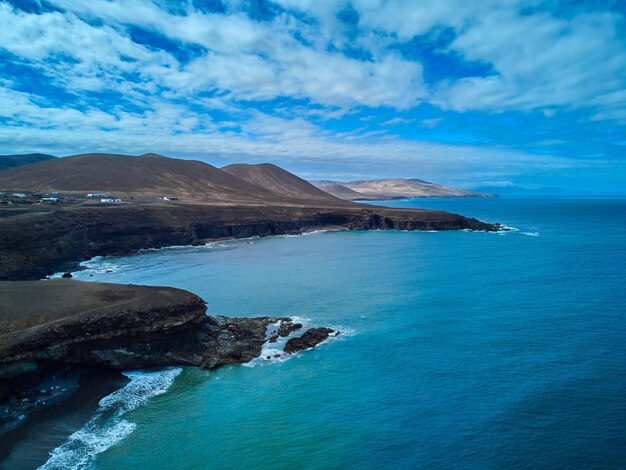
[44,197,626,469]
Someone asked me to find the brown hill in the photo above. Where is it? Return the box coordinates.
[311,182,376,200]
[312,178,495,200]
[0,153,293,204]
[345,179,494,198]
[221,163,348,205]
[0,153,56,171]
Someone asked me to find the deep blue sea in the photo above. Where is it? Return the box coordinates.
[42,198,626,469]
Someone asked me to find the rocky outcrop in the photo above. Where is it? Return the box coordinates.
[278,320,303,338]
[0,280,289,403]
[0,203,499,281]
[284,328,337,354]
[268,320,303,343]
[0,280,336,443]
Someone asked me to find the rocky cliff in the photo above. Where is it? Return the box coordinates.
[0,203,498,281]
[0,280,288,400]
[0,280,333,439]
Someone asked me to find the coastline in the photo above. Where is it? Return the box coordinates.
[49,224,508,279]
[0,369,129,469]
[0,279,336,467]
[0,195,498,465]
[49,226,347,277]
[0,202,499,281]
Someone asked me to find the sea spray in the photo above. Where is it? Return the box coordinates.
[39,368,182,470]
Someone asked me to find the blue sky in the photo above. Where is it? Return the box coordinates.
[1,0,626,192]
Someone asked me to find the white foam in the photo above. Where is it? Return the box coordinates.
[49,256,127,278]
[278,229,333,238]
[301,229,330,236]
[327,325,355,338]
[245,320,296,367]
[39,367,182,470]
[245,317,351,367]
[288,315,312,327]
[86,263,122,274]
[497,225,519,232]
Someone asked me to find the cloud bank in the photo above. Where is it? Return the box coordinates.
[1,0,625,190]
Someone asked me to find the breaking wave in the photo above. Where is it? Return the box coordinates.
[39,368,182,470]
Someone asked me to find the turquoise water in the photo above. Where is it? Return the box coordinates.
[46,198,626,469]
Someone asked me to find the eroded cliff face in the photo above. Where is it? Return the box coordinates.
[0,203,498,281]
[0,280,336,444]
[0,281,287,403]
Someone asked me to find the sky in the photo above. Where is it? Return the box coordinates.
[1,0,626,192]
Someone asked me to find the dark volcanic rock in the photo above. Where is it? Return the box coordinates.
[61,272,72,278]
[278,320,303,337]
[0,280,286,404]
[0,153,499,282]
[0,203,499,281]
[0,281,336,449]
[284,327,336,354]
[269,320,303,343]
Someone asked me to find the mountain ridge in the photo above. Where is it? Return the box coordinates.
[0,154,352,206]
[312,178,495,200]
[0,153,56,171]
[222,163,348,206]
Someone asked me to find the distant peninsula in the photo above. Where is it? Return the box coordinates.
[311,178,496,200]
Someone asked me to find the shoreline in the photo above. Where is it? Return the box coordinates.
[0,369,129,469]
[50,226,346,277]
[0,202,499,281]
[51,224,506,279]
[0,279,335,466]
[0,197,499,463]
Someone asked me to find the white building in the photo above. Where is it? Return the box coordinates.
[100,198,122,203]
[87,193,107,198]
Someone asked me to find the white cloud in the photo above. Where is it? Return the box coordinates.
[421,118,443,128]
[29,0,426,109]
[274,0,626,118]
[0,0,624,189]
[3,1,625,117]
[435,9,626,113]
[0,87,593,185]
[381,117,413,126]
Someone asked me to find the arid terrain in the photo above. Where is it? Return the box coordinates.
[312,178,495,200]
[0,153,499,281]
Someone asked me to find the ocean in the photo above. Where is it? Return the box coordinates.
[42,197,626,469]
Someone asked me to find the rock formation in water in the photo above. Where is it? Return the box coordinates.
[284,328,338,354]
[268,320,303,343]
